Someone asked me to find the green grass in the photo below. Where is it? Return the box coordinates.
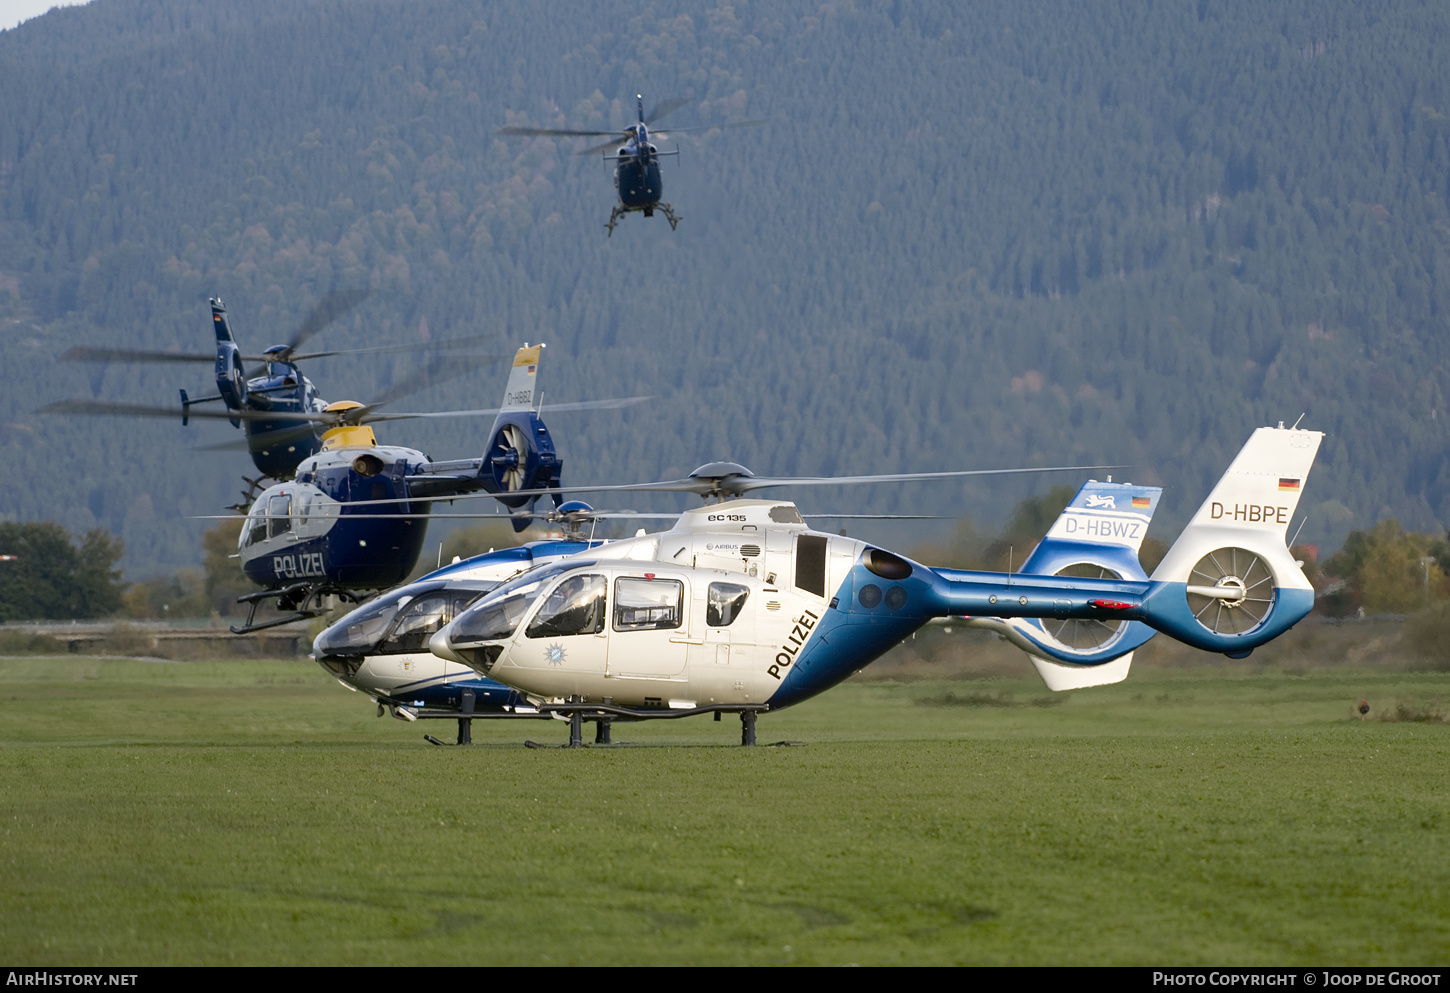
[0,657,1447,965]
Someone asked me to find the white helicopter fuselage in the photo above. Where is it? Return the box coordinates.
[314,538,600,717]
[434,500,907,711]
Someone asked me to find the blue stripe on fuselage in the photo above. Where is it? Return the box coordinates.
[377,674,530,713]
[768,562,934,709]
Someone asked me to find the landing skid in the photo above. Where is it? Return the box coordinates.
[521,697,769,747]
[606,202,681,236]
[229,582,361,635]
[397,697,774,748]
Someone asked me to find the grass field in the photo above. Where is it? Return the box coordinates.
[0,652,1447,965]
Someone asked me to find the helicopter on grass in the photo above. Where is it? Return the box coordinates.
[310,507,620,745]
[45,293,498,487]
[312,478,1157,746]
[499,95,763,235]
[223,345,648,633]
[314,424,1322,747]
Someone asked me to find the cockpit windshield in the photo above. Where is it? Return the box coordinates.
[448,561,594,647]
[314,588,423,658]
[314,580,498,658]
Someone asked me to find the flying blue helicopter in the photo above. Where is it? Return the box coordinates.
[316,424,1323,747]
[498,95,763,235]
[223,345,649,633]
[46,293,496,489]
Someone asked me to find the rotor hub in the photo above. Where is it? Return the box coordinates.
[1185,547,1275,635]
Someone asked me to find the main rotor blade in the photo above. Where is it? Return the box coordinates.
[329,462,1131,510]
[38,399,328,424]
[356,351,499,413]
[577,137,625,156]
[286,289,371,353]
[725,464,1128,495]
[498,126,619,138]
[363,395,652,423]
[800,513,949,519]
[194,421,325,454]
[656,119,767,135]
[644,97,691,126]
[287,337,506,363]
[59,347,216,364]
[195,511,687,522]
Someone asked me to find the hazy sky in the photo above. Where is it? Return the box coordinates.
[0,0,91,32]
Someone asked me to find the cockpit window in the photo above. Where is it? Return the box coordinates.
[526,574,606,638]
[314,582,491,659]
[267,493,292,539]
[707,582,749,627]
[380,592,450,654]
[316,593,412,657]
[614,577,683,631]
[451,591,536,646]
[448,562,589,647]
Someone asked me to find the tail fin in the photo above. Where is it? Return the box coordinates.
[210,297,247,415]
[484,344,561,530]
[210,297,235,343]
[1140,426,1323,655]
[501,344,542,411]
[960,479,1163,689]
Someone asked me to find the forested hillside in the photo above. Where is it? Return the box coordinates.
[1,0,1448,579]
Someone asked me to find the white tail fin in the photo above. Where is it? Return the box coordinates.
[1142,426,1323,653]
[1151,426,1322,587]
[501,344,543,411]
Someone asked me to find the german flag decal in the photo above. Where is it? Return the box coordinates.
[1132,496,1151,508]
[1278,478,1301,491]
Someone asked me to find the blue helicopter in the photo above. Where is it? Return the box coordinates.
[499,95,763,235]
[315,424,1323,747]
[223,345,649,633]
[47,293,494,488]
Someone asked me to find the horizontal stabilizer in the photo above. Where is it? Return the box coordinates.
[1028,653,1134,691]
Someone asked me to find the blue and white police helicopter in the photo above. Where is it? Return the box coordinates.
[499,95,763,235]
[47,293,500,495]
[313,481,1134,745]
[225,344,648,633]
[418,425,1320,745]
[314,424,1322,746]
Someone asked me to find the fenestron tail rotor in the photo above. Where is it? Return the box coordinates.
[492,423,529,492]
[1185,547,1276,635]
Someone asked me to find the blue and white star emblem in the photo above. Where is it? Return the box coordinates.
[545,643,567,666]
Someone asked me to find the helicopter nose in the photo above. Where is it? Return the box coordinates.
[429,628,468,665]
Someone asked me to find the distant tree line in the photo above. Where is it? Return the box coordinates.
[2,0,1450,580]
[1316,521,1450,617]
[0,518,255,622]
[0,521,125,620]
